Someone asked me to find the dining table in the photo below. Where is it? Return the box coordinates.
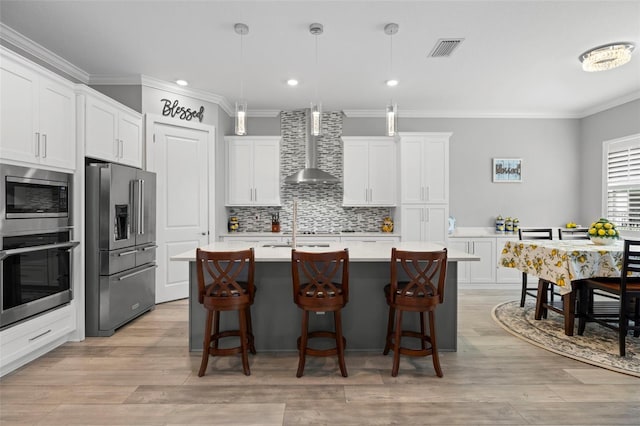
[498,238,624,335]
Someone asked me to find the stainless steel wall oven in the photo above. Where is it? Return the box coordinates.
[0,164,78,329]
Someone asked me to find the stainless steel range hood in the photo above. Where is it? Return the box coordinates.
[284,110,340,184]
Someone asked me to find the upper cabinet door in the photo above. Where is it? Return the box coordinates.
[342,140,369,205]
[252,138,281,205]
[0,49,75,170]
[118,110,143,167]
[342,136,396,207]
[399,137,424,204]
[85,95,118,161]
[423,137,449,203]
[0,55,38,163]
[226,136,280,206]
[38,78,75,170]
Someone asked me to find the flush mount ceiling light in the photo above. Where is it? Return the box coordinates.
[287,79,299,86]
[309,23,323,136]
[384,23,399,137]
[579,42,635,72]
[234,23,249,135]
[175,79,188,86]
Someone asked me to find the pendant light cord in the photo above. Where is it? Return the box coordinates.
[240,32,245,100]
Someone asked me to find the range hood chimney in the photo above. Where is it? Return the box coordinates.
[284,110,340,184]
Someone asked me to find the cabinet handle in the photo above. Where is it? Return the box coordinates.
[41,134,47,158]
[29,329,52,342]
[369,188,373,202]
[254,188,257,201]
[425,186,429,201]
[35,133,40,157]
[119,139,124,158]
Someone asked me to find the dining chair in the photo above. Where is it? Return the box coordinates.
[383,248,448,377]
[291,248,350,377]
[518,228,554,308]
[577,239,640,356]
[195,248,256,376]
[558,228,589,240]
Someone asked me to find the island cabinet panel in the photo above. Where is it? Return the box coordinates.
[448,238,496,283]
[399,133,449,204]
[0,48,75,171]
[342,137,396,206]
[81,89,142,168]
[226,136,281,206]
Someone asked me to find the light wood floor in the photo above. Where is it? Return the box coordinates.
[1,288,639,425]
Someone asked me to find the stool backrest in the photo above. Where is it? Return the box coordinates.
[195,248,255,306]
[390,248,448,306]
[291,249,349,306]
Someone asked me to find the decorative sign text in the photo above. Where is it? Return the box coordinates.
[160,99,204,122]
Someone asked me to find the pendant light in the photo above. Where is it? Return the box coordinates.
[310,23,323,136]
[234,23,249,135]
[384,23,399,136]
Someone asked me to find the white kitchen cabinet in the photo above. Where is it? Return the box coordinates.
[449,238,496,283]
[496,237,522,283]
[0,47,75,170]
[400,204,448,244]
[80,87,142,168]
[226,136,281,206]
[342,137,396,206]
[399,133,450,204]
[0,303,75,377]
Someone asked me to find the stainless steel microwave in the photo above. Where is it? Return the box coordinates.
[1,164,72,235]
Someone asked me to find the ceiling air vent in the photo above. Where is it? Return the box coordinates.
[428,38,464,57]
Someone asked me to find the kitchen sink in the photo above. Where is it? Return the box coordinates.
[261,243,331,248]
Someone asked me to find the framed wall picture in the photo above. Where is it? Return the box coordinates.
[493,158,522,183]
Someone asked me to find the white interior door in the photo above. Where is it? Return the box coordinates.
[148,120,212,303]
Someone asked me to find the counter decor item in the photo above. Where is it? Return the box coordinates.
[228,216,239,232]
[588,218,619,245]
[505,217,513,233]
[513,218,520,233]
[381,216,394,233]
[495,215,505,233]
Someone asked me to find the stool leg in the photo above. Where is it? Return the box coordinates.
[296,310,309,378]
[246,307,256,354]
[239,307,251,376]
[383,306,394,355]
[428,310,443,377]
[198,309,214,377]
[212,310,220,350]
[391,308,403,377]
[334,310,348,377]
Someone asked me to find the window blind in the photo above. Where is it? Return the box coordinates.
[605,135,640,229]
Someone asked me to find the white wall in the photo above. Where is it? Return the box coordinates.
[343,116,581,228]
[578,99,640,225]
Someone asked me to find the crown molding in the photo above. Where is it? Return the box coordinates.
[578,90,640,118]
[342,109,583,119]
[0,23,90,83]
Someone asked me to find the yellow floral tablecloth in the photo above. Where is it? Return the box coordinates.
[499,239,624,295]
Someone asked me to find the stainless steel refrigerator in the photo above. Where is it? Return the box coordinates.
[85,162,157,336]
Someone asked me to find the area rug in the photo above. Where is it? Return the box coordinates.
[492,300,640,377]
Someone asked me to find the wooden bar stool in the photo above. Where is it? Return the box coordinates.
[195,248,256,376]
[383,248,448,377]
[291,249,349,378]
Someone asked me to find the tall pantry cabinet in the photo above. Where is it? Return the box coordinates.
[398,132,451,244]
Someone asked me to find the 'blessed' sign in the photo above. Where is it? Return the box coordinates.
[160,99,204,122]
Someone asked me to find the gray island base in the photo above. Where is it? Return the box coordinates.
[172,241,478,353]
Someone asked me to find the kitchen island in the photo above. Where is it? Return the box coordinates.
[172,241,478,352]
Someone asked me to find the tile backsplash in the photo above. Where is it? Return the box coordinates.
[227,110,392,233]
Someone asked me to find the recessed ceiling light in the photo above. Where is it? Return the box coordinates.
[287,79,299,86]
[386,79,399,87]
[175,79,189,86]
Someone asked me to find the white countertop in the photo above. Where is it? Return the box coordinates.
[171,241,479,262]
[220,231,399,238]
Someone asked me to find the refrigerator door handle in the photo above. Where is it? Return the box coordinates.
[141,244,158,251]
[139,179,145,235]
[118,264,158,281]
